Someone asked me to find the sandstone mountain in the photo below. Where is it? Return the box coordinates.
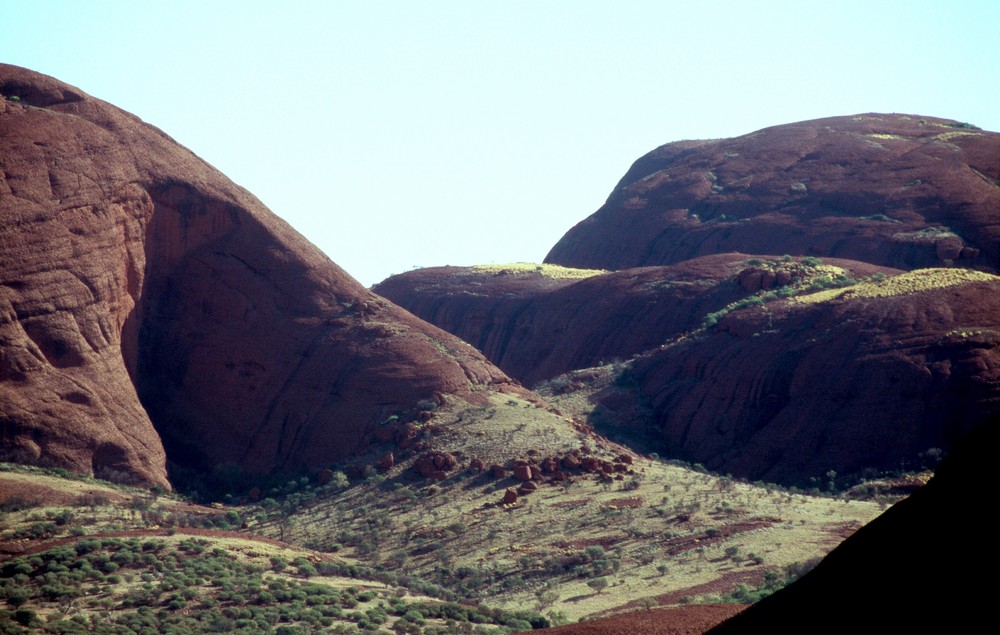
[377,114,1000,486]
[545,114,999,273]
[3,65,999,635]
[0,64,533,489]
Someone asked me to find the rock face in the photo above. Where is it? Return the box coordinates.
[375,256,899,386]
[711,413,1000,635]
[0,64,528,487]
[545,114,1000,273]
[600,269,1000,484]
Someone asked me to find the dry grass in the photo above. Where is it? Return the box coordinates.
[794,268,999,304]
[0,391,897,627]
[277,461,883,622]
[934,131,983,141]
[471,262,607,279]
[251,395,887,623]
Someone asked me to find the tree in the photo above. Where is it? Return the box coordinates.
[587,577,608,594]
[535,589,559,611]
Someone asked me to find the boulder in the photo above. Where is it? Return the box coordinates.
[514,464,533,481]
[562,454,582,470]
[414,452,457,478]
[377,453,395,472]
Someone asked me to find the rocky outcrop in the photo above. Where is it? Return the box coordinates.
[0,64,531,487]
[545,114,1000,273]
[414,452,458,480]
[375,256,898,385]
[596,269,1000,485]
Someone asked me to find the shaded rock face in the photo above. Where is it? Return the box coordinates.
[375,255,898,386]
[545,114,1000,273]
[601,274,1000,484]
[711,414,1000,635]
[0,64,525,487]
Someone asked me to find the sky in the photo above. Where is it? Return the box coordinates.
[4,0,999,286]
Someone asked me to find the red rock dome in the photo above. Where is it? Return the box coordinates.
[545,114,999,273]
[0,64,527,487]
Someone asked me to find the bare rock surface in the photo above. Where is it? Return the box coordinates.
[0,64,529,487]
[375,256,899,385]
[545,113,999,273]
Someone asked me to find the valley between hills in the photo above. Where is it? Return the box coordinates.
[1,63,998,634]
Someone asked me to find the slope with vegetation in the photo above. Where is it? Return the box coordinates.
[2,433,891,633]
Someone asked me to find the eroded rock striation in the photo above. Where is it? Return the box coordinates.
[0,64,528,487]
[545,114,1000,273]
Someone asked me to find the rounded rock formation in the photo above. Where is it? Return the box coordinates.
[545,114,999,273]
[0,64,532,487]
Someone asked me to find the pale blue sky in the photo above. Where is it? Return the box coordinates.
[4,1,998,285]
